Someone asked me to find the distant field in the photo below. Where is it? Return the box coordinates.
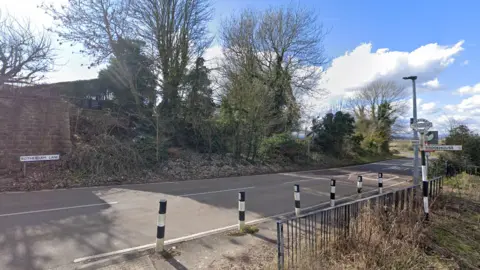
[390,139,413,156]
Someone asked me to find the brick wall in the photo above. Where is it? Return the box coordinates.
[0,87,72,171]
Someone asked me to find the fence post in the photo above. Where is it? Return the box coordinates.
[445,160,448,177]
[330,179,336,207]
[421,151,429,220]
[378,172,383,194]
[239,191,246,230]
[357,175,363,195]
[156,200,167,252]
[294,184,301,216]
[276,221,285,270]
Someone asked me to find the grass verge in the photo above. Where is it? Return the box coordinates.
[269,174,480,270]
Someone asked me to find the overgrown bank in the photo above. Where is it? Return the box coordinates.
[0,143,395,192]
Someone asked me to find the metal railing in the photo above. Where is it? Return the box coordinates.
[276,176,444,270]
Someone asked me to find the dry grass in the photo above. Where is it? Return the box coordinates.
[285,208,451,270]
[228,225,260,236]
[427,173,480,269]
[268,174,480,270]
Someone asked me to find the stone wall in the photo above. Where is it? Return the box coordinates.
[0,86,72,172]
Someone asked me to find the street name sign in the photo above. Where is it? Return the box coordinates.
[411,118,432,133]
[20,154,60,162]
[424,145,462,151]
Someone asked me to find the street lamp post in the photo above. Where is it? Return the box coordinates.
[403,76,419,185]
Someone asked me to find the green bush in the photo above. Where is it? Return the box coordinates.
[259,133,306,162]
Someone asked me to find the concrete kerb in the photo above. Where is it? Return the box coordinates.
[72,180,408,266]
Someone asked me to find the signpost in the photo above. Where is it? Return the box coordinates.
[20,155,60,162]
[425,131,439,145]
[424,145,462,151]
[410,118,432,134]
[19,154,60,177]
[410,118,432,220]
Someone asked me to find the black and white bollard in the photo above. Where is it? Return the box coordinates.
[378,172,383,194]
[156,200,167,252]
[421,151,429,220]
[238,191,246,230]
[330,179,336,207]
[294,184,301,216]
[357,175,363,194]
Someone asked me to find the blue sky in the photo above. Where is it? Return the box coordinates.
[3,0,480,131]
[209,0,480,131]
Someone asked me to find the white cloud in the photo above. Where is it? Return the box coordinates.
[422,78,441,89]
[421,102,436,112]
[438,95,480,132]
[450,95,480,112]
[320,41,464,100]
[456,83,480,96]
[462,60,469,66]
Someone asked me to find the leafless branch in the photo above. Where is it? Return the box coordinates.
[0,11,55,87]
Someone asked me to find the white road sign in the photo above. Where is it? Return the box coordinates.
[410,118,432,133]
[424,145,462,151]
[20,154,60,162]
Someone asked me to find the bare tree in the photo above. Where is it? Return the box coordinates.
[0,12,55,87]
[42,0,153,112]
[350,80,408,118]
[256,6,327,96]
[41,0,132,67]
[131,0,213,137]
[349,80,408,153]
[220,6,327,134]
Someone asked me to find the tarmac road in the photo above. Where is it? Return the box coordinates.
[0,158,415,270]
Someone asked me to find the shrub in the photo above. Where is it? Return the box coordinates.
[259,133,306,163]
[64,135,145,176]
[133,135,168,166]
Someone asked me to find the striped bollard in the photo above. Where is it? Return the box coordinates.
[378,172,383,194]
[330,179,336,207]
[156,200,167,252]
[357,175,363,194]
[238,191,246,230]
[294,184,301,216]
[421,151,429,220]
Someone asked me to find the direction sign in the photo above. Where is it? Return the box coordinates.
[20,154,60,162]
[411,118,432,133]
[424,145,462,151]
[425,131,439,144]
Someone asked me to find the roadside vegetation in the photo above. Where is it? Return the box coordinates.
[2,2,407,190]
[263,173,480,270]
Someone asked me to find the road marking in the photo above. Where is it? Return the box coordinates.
[362,174,399,182]
[2,159,410,194]
[72,181,408,264]
[179,187,255,197]
[281,177,331,185]
[0,202,118,217]
[280,173,332,181]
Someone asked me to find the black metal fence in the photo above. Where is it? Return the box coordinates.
[276,176,444,270]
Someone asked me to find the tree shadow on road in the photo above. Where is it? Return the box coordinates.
[0,193,127,270]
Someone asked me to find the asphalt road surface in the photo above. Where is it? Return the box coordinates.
[0,158,416,270]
